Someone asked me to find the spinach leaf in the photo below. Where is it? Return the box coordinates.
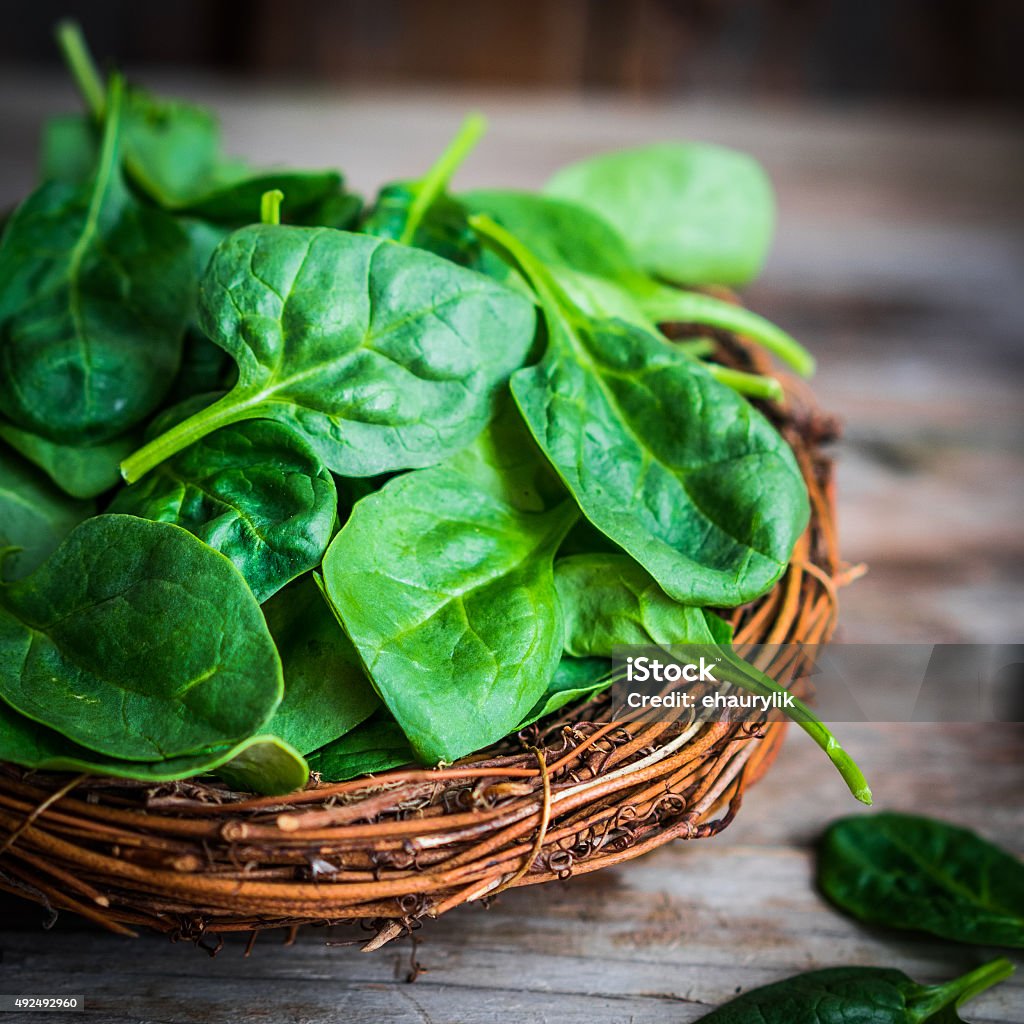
[0,515,282,761]
[363,114,486,264]
[819,813,1024,947]
[545,141,775,286]
[109,420,337,602]
[0,698,305,795]
[695,960,1014,1024]
[321,454,577,763]
[306,712,413,782]
[120,225,536,482]
[517,656,613,730]
[0,75,192,446]
[39,112,97,185]
[262,575,380,754]
[0,446,93,581]
[166,328,234,405]
[56,23,342,223]
[465,189,811,376]
[471,215,809,609]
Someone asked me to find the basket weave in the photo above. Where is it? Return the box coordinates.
[0,335,854,952]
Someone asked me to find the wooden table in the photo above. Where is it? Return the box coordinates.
[1,78,1022,1022]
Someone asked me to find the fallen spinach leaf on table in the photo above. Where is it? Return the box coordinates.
[545,141,775,287]
[0,75,192,446]
[819,813,1024,947]
[0,445,93,581]
[110,419,338,603]
[695,959,1014,1024]
[0,515,282,761]
[121,225,536,483]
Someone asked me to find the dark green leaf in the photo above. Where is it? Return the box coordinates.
[695,960,1014,1024]
[109,420,337,602]
[0,699,304,795]
[39,113,97,184]
[262,575,380,754]
[306,712,413,782]
[0,515,282,761]
[545,142,775,285]
[0,445,93,581]
[0,77,192,445]
[121,226,536,483]
[819,813,1024,947]
[321,454,576,763]
[0,420,139,500]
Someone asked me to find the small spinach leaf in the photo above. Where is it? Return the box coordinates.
[262,575,380,754]
[695,960,1014,1024]
[516,656,612,730]
[0,445,93,581]
[110,420,337,602]
[121,226,536,482]
[545,141,775,286]
[306,712,413,782]
[0,515,282,761]
[0,75,192,445]
[819,813,1024,947]
[0,699,304,795]
[321,454,577,763]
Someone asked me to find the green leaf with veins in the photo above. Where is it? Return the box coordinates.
[0,699,305,795]
[0,75,192,445]
[471,215,809,609]
[121,225,536,483]
[110,420,337,603]
[0,515,282,761]
[321,449,577,763]
[516,656,613,730]
[261,575,380,755]
[0,445,93,581]
[694,960,1014,1024]
[306,711,413,782]
[819,813,1024,947]
[545,141,775,287]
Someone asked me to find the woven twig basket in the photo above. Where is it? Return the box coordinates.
[0,334,853,952]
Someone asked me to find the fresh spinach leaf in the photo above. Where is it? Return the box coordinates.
[0,698,305,795]
[695,959,1014,1024]
[262,575,380,754]
[0,75,192,446]
[471,215,809,609]
[306,712,413,782]
[0,421,139,500]
[363,114,486,264]
[819,813,1024,947]
[321,453,577,763]
[545,141,775,286]
[0,515,282,761]
[516,656,613,730]
[121,225,536,482]
[0,445,93,581]
[109,419,337,602]
[39,112,97,184]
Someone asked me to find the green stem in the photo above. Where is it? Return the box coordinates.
[640,286,815,377]
[261,189,284,225]
[400,113,488,245]
[55,20,106,118]
[706,365,783,403]
[909,959,1014,1022]
[120,395,253,483]
[675,338,717,358]
[685,646,872,804]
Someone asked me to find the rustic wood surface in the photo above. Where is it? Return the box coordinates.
[0,78,1021,1022]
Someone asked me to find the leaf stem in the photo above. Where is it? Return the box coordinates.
[400,113,488,245]
[120,394,252,482]
[706,365,784,403]
[55,20,106,118]
[909,959,1014,1022]
[261,189,284,225]
[641,286,815,377]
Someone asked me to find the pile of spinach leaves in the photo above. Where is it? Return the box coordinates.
[0,23,869,799]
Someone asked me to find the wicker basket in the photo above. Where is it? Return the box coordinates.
[0,335,855,953]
